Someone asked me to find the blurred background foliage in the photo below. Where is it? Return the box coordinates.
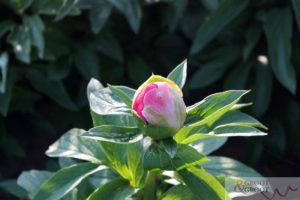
[0,0,300,198]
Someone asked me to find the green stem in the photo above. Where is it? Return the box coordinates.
[143,171,159,200]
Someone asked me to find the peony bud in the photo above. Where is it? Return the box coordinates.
[133,76,186,139]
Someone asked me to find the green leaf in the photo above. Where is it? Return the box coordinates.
[61,189,78,200]
[251,59,273,117]
[8,26,31,63]
[213,110,267,130]
[33,163,106,200]
[177,92,257,148]
[96,30,124,63]
[26,68,77,110]
[187,90,249,127]
[262,7,296,94]
[59,157,78,168]
[88,168,119,189]
[211,124,267,137]
[36,0,79,16]
[181,110,267,141]
[74,45,100,80]
[114,86,135,99]
[202,156,262,177]
[1,0,33,13]
[32,0,59,15]
[176,90,249,142]
[0,68,20,116]
[47,57,71,81]
[0,180,27,199]
[180,10,206,40]
[126,143,144,187]
[142,143,173,170]
[230,103,252,111]
[243,25,262,61]
[24,15,45,58]
[17,170,53,199]
[172,144,208,170]
[160,185,194,200]
[179,167,230,200]
[0,52,9,93]
[87,178,134,200]
[87,78,131,116]
[46,128,105,163]
[181,134,217,145]
[55,0,79,21]
[107,0,142,33]
[167,59,187,89]
[292,0,300,32]
[82,125,142,143]
[99,142,144,182]
[200,0,220,11]
[190,46,240,89]
[87,79,135,127]
[191,137,228,155]
[0,20,14,38]
[91,111,135,127]
[161,138,177,158]
[87,78,104,97]
[167,0,188,32]
[182,126,263,144]
[89,2,112,34]
[108,85,134,107]
[190,0,249,54]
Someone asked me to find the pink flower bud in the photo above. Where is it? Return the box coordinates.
[133,81,186,133]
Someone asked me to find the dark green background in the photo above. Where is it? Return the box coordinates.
[0,0,300,199]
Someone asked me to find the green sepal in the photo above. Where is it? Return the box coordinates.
[133,112,177,140]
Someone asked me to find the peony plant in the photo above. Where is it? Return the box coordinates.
[16,60,267,200]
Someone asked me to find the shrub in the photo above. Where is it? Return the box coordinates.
[15,62,267,200]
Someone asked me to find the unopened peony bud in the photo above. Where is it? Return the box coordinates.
[133,77,186,139]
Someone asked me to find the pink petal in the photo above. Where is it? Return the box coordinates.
[133,83,157,120]
[142,82,178,128]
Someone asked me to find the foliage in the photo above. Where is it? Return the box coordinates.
[1,0,300,198]
[10,62,267,200]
